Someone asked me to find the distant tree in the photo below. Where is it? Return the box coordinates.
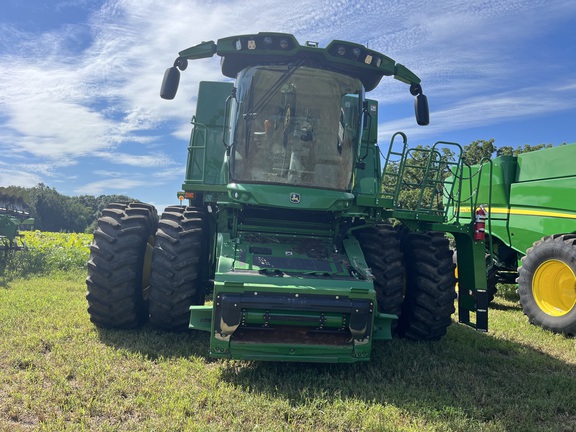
[496,143,553,156]
[2,184,137,233]
[462,139,496,165]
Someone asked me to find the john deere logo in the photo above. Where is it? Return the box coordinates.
[290,193,301,204]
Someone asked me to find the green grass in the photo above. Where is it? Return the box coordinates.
[1,274,575,431]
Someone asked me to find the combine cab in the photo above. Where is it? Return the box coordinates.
[87,33,488,362]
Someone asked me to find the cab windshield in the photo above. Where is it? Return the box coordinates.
[231,65,363,191]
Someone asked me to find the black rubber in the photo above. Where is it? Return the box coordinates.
[86,202,158,328]
[397,230,457,340]
[149,206,207,331]
[517,234,576,336]
[354,224,404,327]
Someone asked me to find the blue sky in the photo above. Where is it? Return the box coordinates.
[1,0,575,212]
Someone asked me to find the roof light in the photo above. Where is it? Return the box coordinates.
[247,39,256,50]
[235,39,242,50]
[279,38,289,49]
[263,36,273,46]
[337,45,346,56]
[352,47,361,58]
[375,57,382,67]
[364,54,373,64]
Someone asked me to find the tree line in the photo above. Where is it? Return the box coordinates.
[0,184,134,233]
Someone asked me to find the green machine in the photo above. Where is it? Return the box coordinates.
[86,33,488,362]
[0,207,34,252]
[448,145,576,336]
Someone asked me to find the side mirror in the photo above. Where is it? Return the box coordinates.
[160,66,180,100]
[415,93,429,126]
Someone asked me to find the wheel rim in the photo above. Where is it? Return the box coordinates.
[532,259,576,317]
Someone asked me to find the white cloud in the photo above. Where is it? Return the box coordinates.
[0,168,44,188]
[92,150,177,167]
[78,178,151,195]
[1,0,576,201]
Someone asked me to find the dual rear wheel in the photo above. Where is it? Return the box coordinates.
[86,203,206,330]
[356,224,457,340]
[87,205,458,340]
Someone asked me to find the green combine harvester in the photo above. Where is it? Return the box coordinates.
[447,145,576,336]
[0,206,34,252]
[87,33,488,363]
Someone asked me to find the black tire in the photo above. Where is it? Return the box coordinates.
[397,231,457,340]
[486,256,498,303]
[86,202,158,328]
[354,224,405,325]
[149,206,207,331]
[517,234,576,335]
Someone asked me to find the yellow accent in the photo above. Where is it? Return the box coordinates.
[532,260,576,317]
[459,207,576,220]
[487,207,576,220]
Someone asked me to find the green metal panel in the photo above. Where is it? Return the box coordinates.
[450,144,576,257]
[184,81,233,186]
[516,144,576,182]
[227,183,355,211]
[353,99,379,197]
[506,176,576,253]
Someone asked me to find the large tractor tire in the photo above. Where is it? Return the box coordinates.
[86,202,158,328]
[149,206,207,331]
[397,230,457,340]
[355,224,405,327]
[517,234,576,335]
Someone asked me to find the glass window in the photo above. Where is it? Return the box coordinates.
[231,66,363,191]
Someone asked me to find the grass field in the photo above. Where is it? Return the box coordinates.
[1,269,575,431]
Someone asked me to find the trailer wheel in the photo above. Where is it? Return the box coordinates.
[355,224,404,325]
[86,202,158,328]
[149,206,207,331]
[397,230,457,340]
[517,234,576,335]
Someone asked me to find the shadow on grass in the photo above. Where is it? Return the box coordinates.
[96,315,576,430]
[217,324,576,431]
[96,323,212,361]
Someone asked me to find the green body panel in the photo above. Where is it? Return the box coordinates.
[227,183,355,211]
[162,32,488,362]
[448,144,576,262]
[184,81,234,186]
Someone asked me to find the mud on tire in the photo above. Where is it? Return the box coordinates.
[86,202,158,328]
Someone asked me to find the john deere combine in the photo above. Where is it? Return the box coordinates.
[0,206,34,252]
[87,33,487,362]
[447,145,576,335]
